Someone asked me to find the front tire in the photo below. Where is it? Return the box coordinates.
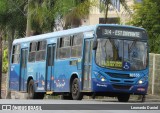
[117,94,130,102]
[71,78,83,100]
[27,79,44,99]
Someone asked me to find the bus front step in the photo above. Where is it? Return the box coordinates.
[46,91,53,95]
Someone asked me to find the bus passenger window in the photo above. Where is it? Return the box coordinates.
[71,34,83,58]
[12,45,20,63]
[36,40,46,61]
[28,42,37,62]
[57,36,71,59]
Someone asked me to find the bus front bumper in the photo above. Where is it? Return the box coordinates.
[92,79,148,95]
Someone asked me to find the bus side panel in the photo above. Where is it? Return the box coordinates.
[9,64,20,91]
[54,59,82,92]
[27,62,46,92]
[54,60,70,92]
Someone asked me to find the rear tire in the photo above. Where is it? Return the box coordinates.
[117,94,130,102]
[71,78,83,100]
[27,79,44,99]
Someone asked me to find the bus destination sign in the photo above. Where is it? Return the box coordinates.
[102,29,142,38]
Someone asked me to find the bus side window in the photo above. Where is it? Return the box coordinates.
[12,45,20,63]
[28,42,37,62]
[71,33,83,58]
[36,40,46,61]
[57,36,71,59]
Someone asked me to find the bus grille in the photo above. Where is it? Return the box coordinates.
[106,72,135,79]
[112,84,131,90]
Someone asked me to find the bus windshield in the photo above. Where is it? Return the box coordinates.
[96,38,148,71]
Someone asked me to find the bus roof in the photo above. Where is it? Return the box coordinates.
[13,25,96,45]
[13,24,145,45]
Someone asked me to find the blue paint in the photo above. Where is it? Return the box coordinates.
[10,64,20,90]
[53,59,81,92]
[92,78,148,94]
[9,24,149,97]
[92,60,149,94]
[27,62,46,91]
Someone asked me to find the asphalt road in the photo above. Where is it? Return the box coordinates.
[0,99,160,113]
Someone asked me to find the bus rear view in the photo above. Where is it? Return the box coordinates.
[92,25,148,102]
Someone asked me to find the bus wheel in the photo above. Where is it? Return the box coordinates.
[28,79,35,99]
[117,94,130,102]
[71,78,83,100]
[27,79,44,99]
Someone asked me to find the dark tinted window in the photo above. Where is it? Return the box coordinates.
[57,33,83,59]
[71,34,83,57]
[36,40,46,61]
[57,36,71,59]
[28,42,37,62]
[12,45,20,63]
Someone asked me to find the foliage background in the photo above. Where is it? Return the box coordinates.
[130,0,160,53]
[2,48,8,73]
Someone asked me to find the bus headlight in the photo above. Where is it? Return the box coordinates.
[138,76,148,84]
[94,71,106,82]
[101,77,106,82]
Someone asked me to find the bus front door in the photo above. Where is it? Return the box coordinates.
[46,44,55,91]
[83,39,93,91]
[20,48,28,91]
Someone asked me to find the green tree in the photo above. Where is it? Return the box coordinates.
[54,0,96,29]
[0,0,26,56]
[0,0,8,99]
[129,0,160,53]
[32,0,55,32]
[2,48,8,73]
[100,0,131,23]
[25,0,56,36]
[0,0,26,98]
[99,0,131,59]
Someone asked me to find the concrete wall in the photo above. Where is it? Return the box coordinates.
[149,53,160,95]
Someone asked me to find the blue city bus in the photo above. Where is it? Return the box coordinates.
[9,24,149,102]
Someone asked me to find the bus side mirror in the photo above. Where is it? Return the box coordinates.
[93,40,98,50]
